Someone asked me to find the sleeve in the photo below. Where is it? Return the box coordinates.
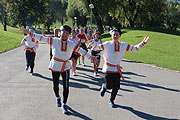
[33,41,39,49]
[88,40,105,51]
[21,36,28,48]
[29,32,53,45]
[126,39,147,52]
[74,45,95,62]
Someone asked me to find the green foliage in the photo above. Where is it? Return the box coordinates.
[6,0,47,27]
[66,0,88,27]
[163,1,180,30]
[109,0,166,27]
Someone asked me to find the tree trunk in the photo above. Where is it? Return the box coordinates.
[61,17,64,25]
[47,25,50,33]
[92,8,104,33]
[3,17,7,31]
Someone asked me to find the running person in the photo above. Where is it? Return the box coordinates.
[88,31,102,76]
[89,28,150,108]
[69,30,80,76]
[76,28,88,66]
[21,25,99,114]
[21,27,39,75]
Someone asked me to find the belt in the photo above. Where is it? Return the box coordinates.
[105,62,125,80]
[53,57,69,72]
[24,48,35,52]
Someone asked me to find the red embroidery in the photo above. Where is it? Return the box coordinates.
[114,42,120,52]
[126,44,130,51]
[61,40,67,51]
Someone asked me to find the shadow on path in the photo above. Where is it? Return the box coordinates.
[116,105,179,120]
[32,73,52,81]
[65,105,92,120]
[121,80,180,92]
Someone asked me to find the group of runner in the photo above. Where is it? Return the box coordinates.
[21,25,149,114]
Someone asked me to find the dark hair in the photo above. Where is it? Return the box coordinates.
[60,25,71,34]
[112,28,122,35]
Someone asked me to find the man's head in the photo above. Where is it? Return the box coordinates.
[60,25,71,41]
[111,28,122,42]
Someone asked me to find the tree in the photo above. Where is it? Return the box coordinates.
[6,0,47,28]
[0,0,7,31]
[109,0,166,28]
[66,0,88,27]
[163,1,180,30]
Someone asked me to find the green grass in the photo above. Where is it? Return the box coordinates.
[102,28,180,71]
[0,28,24,53]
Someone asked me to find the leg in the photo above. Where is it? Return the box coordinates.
[100,73,113,97]
[52,71,61,98]
[25,51,31,70]
[29,52,36,73]
[109,73,120,107]
[61,71,70,114]
[61,71,70,104]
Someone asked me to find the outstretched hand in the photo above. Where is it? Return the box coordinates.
[21,27,30,35]
[143,36,150,43]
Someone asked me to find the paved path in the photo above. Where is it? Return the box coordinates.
[0,43,180,120]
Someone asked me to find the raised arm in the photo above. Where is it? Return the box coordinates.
[126,36,150,51]
[21,27,52,44]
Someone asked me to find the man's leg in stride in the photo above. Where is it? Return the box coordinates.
[61,71,70,114]
[52,71,61,107]
[25,51,31,70]
[109,73,120,108]
[29,52,36,73]
[100,73,113,97]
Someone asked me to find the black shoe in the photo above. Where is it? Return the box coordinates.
[100,85,106,97]
[109,100,115,108]
[30,70,34,75]
[62,104,68,114]
[56,97,61,107]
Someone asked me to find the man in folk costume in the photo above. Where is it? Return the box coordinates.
[21,27,39,75]
[89,28,150,108]
[21,25,99,114]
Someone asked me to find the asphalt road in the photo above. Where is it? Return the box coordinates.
[0,42,179,120]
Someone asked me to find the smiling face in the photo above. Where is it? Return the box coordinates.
[94,33,100,41]
[60,30,70,41]
[111,31,120,42]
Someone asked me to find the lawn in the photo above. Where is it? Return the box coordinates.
[102,28,180,71]
[0,28,24,53]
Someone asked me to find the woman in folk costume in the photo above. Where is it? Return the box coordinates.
[76,28,88,66]
[21,25,99,114]
[88,31,102,77]
[89,28,150,108]
[21,27,39,75]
